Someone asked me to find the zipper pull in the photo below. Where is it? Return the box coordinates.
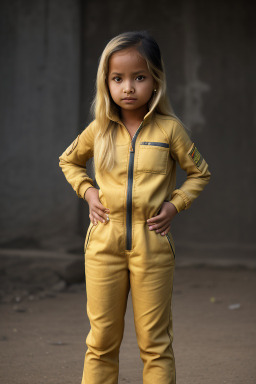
[129,143,134,152]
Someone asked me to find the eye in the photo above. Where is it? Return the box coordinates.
[136,75,145,81]
[113,76,122,82]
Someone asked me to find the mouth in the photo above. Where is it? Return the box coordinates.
[122,98,137,101]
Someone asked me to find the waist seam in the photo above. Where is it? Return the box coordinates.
[109,218,146,224]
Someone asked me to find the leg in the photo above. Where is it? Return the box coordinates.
[129,224,176,384]
[82,221,130,384]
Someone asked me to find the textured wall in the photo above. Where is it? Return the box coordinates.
[0,0,82,250]
[1,0,255,257]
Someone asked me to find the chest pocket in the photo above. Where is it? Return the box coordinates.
[137,141,170,174]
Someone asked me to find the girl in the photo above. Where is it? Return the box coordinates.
[59,31,211,384]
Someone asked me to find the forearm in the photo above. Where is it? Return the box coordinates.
[59,156,94,198]
[59,120,96,198]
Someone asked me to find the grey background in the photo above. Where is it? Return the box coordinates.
[1,0,255,259]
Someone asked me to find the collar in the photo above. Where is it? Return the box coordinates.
[107,105,156,127]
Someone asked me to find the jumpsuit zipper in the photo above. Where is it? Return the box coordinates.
[125,120,144,250]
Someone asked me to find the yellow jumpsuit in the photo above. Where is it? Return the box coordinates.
[59,109,211,384]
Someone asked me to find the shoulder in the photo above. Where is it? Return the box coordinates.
[154,113,189,139]
[77,119,98,151]
[80,119,97,133]
[79,119,98,139]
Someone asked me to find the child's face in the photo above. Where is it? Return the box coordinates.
[107,47,155,116]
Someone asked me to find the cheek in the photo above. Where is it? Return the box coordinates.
[109,83,118,95]
[140,84,154,99]
[108,84,115,99]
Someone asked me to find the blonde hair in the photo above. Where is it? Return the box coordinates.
[91,31,178,173]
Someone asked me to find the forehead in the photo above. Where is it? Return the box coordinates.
[108,48,148,73]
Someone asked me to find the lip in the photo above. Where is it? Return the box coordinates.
[122,98,137,102]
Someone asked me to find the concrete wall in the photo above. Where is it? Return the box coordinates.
[0,0,83,250]
[1,0,255,257]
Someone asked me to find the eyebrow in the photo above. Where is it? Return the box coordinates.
[110,70,147,75]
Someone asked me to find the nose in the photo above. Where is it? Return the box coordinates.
[123,80,134,94]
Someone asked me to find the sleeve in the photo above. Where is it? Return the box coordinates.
[59,120,96,199]
[169,121,211,213]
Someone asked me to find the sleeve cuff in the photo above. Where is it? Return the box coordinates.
[169,194,186,213]
[169,189,191,213]
[78,181,95,199]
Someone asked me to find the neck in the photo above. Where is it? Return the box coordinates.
[120,105,149,126]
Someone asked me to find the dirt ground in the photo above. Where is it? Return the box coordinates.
[1,266,256,384]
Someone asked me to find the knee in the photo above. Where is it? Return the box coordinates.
[137,327,173,356]
[86,325,123,357]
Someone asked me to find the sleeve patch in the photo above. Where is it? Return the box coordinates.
[66,134,80,156]
[189,144,203,168]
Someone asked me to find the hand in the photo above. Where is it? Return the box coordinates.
[147,202,178,235]
[84,187,110,226]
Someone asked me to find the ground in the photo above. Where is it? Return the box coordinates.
[1,267,256,384]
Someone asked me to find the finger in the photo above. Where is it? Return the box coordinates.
[92,206,109,222]
[92,210,109,224]
[155,224,170,234]
[89,213,98,226]
[148,223,163,231]
[147,213,164,224]
[91,210,110,225]
[148,218,169,230]
[95,201,110,214]
[95,201,110,213]
[148,223,157,230]
[159,225,171,236]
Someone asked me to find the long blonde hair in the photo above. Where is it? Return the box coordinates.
[91,31,178,173]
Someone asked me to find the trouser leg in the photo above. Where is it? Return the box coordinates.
[81,221,129,384]
[129,224,176,384]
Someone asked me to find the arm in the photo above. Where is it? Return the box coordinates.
[169,121,211,212]
[59,120,96,199]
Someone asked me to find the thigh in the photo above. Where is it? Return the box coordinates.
[85,261,130,330]
[130,264,175,345]
[85,221,130,335]
[130,224,175,348]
